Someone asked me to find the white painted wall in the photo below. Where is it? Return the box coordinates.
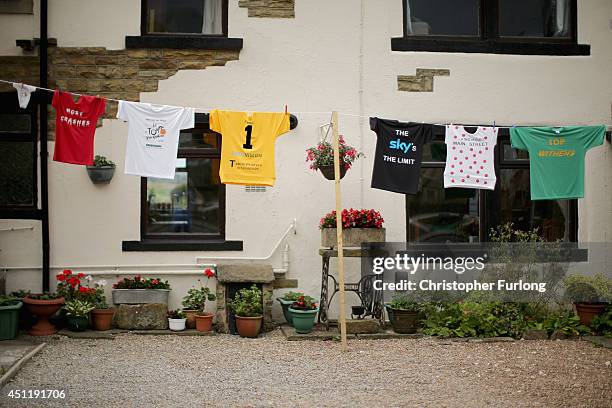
[1,0,611,319]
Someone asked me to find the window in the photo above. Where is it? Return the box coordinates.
[142,0,227,35]
[124,114,242,251]
[406,127,578,243]
[0,92,38,219]
[393,0,589,55]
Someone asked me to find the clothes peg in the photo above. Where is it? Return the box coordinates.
[284,104,288,115]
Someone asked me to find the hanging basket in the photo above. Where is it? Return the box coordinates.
[318,165,346,180]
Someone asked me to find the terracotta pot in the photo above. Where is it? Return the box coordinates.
[91,308,115,331]
[23,296,65,336]
[195,313,214,332]
[235,315,262,338]
[319,164,346,181]
[574,302,608,326]
[184,309,198,329]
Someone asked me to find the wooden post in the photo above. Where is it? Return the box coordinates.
[332,111,348,352]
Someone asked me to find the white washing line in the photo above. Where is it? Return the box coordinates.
[1,219,297,276]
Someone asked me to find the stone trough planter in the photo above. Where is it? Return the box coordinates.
[321,227,386,248]
[112,289,170,305]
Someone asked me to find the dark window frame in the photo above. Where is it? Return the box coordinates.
[0,91,39,219]
[123,113,243,251]
[141,0,229,37]
[392,0,590,56]
[406,125,579,243]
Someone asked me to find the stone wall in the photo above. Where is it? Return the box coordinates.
[238,0,295,18]
[398,68,451,92]
[0,47,240,138]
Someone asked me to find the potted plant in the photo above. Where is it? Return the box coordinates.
[0,295,23,340]
[276,291,304,326]
[63,299,95,332]
[9,289,34,330]
[23,293,65,336]
[86,155,116,184]
[564,274,611,326]
[89,279,115,331]
[167,309,187,331]
[320,208,385,248]
[306,135,364,180]
[182,268,216,332]
[386,294,420,334]
[288,295,319,334]
[112,276,171,305]
[228,284,263,338]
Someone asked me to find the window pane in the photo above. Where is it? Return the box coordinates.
[422,141,447,162]
[499,0,572,38]
[179,130,219,149]
[0,141,35,207]
[502,143,529,160]
[146,158,221,235]
[406,0,480,36]
[146,0,223,34]
[489,169,572,241]
[407,168,480,242]
[0,114,30,132]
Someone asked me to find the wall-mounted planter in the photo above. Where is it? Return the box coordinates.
[321,227,386,248]
[86,166,115,184]
[112,289,170,305]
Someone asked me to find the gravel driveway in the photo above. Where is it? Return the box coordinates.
[1,330,610,408]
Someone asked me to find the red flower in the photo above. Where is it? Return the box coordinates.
[204,268,215,278]
[77,273,85,279]
[63,269,72,276]
[57,274,65,281]
[152,279,159,285]
[79,286,87,293]
[135,275,141,281]
[68,277,79,288]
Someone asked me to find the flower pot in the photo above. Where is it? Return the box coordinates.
[277,298,295,326]
[389,308,419,334]
[321,227,386,248]
[235,315,262,338]
[183,309,198,329]
[195,313,214,332]
[0,301,22,340]
[86,166,115,184]
[112,289,170,305]
[319,165,346,181]
[91,308,115,331]
[574,302,608,326]
[168,318,187,331]
[66,316,90,332]
[23,296,65,336]
[289,307,319,334]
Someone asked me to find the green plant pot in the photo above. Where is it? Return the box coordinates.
[66,316,90,332]
[0,302,22,340]
[389,308,419,334]
[289,307,319,334]
[277,298,295,326]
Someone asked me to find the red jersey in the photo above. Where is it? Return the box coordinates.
[52,90,106,165]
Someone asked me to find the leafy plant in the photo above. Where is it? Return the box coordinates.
[281,291,304,302]
[290,295,317,311]
[56,269,104,304]
[306,136,364,171]
[320,208,384,229]
[9,290,30,299]
[388,295,421,312]
[63,299,95,317]
[564,274,612,303]
[113,276,170,290]
[489,222,545,243]
[543,311,589,336]
[168,309,186,319]
[182,268,216,314]
[26,292,62,300]
[590,307,612,337]
[92,155,115,168]
[228,285,263,317]
[0,295,20,307]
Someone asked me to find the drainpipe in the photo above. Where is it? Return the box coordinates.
[40,0,50,292]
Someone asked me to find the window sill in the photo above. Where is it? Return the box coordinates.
[125,35,243,50]
[391,37,590,56]
[122,239,243,252]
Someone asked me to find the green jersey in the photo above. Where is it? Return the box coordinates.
[510,125,605,200]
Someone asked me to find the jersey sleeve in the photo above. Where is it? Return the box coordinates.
[51,90,59,109]
[209,109,221,134]
[116,100,128,121]
[180,107,195,130]
[510,127,528,150]
[97,98,107,117]
[582,125,606,151]
[369,117,378,133]
[275,112,291,138]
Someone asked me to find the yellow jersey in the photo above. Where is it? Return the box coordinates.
[210,110,291,186]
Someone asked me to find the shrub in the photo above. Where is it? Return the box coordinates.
[543,310,589,336]
[182,268,216,313]
[0,296,20,307]
[9,290,30,299]
[92,155,115,168]
[63,299,95,317]
[564,274,612,303]
[590,307,612,337]
[228,285,263,317]
[388,295,421,312]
